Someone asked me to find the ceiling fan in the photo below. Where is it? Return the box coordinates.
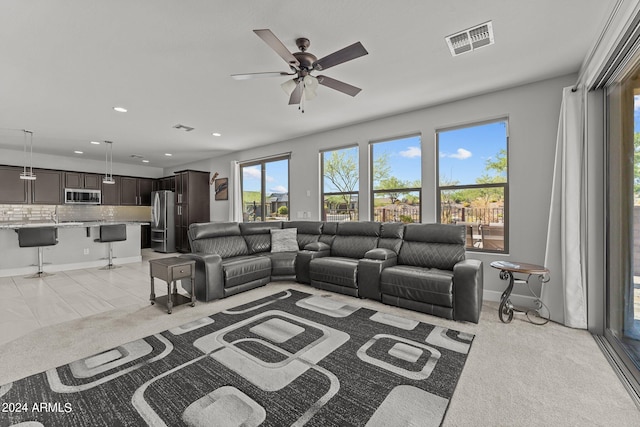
[232,29,368,107]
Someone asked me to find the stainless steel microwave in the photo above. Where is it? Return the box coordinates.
[64,188,101,204]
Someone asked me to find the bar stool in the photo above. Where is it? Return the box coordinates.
[16,227,58,278]
[95,224,127,269]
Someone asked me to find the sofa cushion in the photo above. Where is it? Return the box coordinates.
[259,251,296,276]
[381,265,454,308]
[284,221,322,249]
[398,223,465,270]
[192,235,249,258]
[331,236,379,259]
[271,228,299,252]
[221,256,271,288]
[378,222,405,254]
[309,257,359,288]
[240,222,282,254]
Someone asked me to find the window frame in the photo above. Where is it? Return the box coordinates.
[239,154,290,222]
[369,134,422,224]
[320,144,359,222]
[436,118,509,253]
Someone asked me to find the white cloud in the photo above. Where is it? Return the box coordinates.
[399,146,421,158]
[243,166,261,179]
[266,175,275,182]
[635,96,640,110]
[270,185,288,193]
[446,148,472,160]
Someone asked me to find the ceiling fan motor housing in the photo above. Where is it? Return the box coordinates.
[293,51,317,73]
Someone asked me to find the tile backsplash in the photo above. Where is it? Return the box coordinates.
[0,204,151,223]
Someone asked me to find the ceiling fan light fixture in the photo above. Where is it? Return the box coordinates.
[303,75,318,100]
[281,78,297,96]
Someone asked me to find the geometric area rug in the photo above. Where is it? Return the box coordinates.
[0,289,474,426]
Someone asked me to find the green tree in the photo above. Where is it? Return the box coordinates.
[484,148,507,181]
[378,176,406,204]
[324,150,358,207]
[324,150,390,207]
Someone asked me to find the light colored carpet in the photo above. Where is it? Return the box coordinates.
[1,282,638,426]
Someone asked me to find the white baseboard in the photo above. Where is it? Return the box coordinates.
[0,256,142,278]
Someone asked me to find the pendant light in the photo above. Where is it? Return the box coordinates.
[19,129,36,180]
[102,140,115,184]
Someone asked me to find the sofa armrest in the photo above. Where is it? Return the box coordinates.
[364,248,397,261]
[304,241,331,252]
[295,248,330,284]
[453,259,484,323]
[179,253,224,302]
[358,257,397,301]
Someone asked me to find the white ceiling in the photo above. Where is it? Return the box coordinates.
[0,0,616,169]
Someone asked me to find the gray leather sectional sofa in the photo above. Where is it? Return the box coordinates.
[179,220,483,323]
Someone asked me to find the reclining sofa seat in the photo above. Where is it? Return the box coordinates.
[308,221,381,296]
[379,223,483,323]
[180,220,327,301]
[180,222,271,301]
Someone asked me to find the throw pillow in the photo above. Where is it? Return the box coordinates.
[271,228,299,252]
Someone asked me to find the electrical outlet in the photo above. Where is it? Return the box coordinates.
[83,248,89,255]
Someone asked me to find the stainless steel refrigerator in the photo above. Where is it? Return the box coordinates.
[151,190,175,253]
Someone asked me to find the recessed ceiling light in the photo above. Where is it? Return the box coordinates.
[90,141,101,145]
[212,132,222,137]
[113,106,127,113]
[74,150,83,154]
[164,153,172,156]
[142,160,150,163]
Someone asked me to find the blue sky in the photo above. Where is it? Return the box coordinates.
[634,95,640,132]
[242,159,289,193]
[372,135,422,184]
[438,121,507,185]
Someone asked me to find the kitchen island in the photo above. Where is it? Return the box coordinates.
[0,222,148,277]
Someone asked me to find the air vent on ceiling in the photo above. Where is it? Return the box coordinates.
[445,21,494,57]
[173,124,194,132]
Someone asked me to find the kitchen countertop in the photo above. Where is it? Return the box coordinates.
[0,221,150,229]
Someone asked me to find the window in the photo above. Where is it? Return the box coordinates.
[321,146,359,221]
[370,135,422,223]
[437,120,508,252]
[241,155,289,222]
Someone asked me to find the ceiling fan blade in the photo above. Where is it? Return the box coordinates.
[288,81,304,105]
[231,72,295,80]
[313,42,368,71]
[253,29,300,67]
[316,75,362,97]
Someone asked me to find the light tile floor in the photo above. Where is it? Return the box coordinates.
[0,249,173,346]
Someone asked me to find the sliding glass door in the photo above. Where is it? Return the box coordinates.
[605,60,640,391]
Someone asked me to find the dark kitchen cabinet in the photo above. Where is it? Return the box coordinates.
[0,167,61,205]
[64,172,101,190]
[31,169,62,204]
[153,176,175,192]
[0,166,29,204]
[101,176,121,205]
[121,177,153,206]
[174,170,210,253]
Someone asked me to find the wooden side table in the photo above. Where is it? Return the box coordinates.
[149,257,196,314]
[490,261,550,324]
